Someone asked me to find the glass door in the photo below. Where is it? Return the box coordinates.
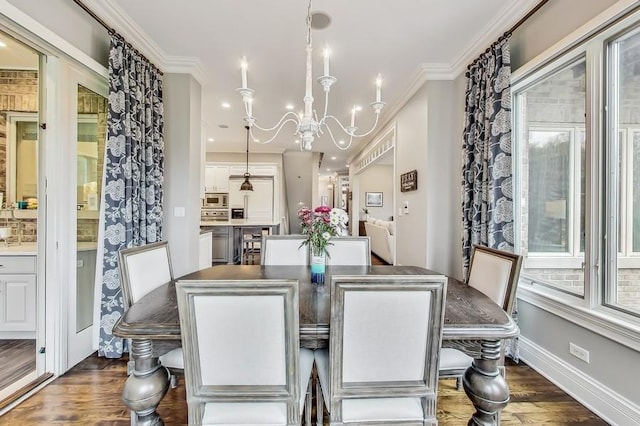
[67,76,107,369]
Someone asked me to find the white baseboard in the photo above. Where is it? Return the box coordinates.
[519,336,640,425]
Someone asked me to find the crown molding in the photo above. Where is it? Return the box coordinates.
[449,0,541,77]
[81,0,207,85]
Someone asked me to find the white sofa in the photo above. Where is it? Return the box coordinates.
[364,218,394,264]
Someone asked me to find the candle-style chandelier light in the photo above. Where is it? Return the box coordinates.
[236,0,385,152]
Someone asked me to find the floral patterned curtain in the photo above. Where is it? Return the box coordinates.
[462,35,519,360]
[462,35,514,271]
[98,33,164,358]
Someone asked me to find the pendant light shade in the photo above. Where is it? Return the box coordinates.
[240,125,253,192]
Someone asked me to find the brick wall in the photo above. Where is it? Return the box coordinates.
[0,70,38,196]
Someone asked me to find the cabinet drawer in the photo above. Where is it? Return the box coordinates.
[0,256,37,274]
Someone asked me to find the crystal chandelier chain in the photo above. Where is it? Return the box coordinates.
[236,0,385,152]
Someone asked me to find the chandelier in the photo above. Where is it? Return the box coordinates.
[236,0,385,152]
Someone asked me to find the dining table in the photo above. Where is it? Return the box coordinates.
[113,264,519,426]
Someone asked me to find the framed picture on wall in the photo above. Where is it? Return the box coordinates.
[365,192,383,207]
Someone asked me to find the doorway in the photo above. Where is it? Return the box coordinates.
[0,29,43,402]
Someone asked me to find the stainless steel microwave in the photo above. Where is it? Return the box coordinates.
[203,192,228,208]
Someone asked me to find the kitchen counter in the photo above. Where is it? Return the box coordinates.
[0,242,37,256]
[0,241,97,256]
[200,220,281,227]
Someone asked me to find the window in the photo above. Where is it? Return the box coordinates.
[515,59,586,296]
[513,10,640,326]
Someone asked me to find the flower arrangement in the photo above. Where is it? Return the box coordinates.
[298,205,349,256]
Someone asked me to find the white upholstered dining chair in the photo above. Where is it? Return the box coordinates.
[314,274,447,425]
[324,236,371,266]
[261,235,309,265]
[439,245,523,389]
[175,279,314,425]
[118,241,184,385]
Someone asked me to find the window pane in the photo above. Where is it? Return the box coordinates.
[518,59,585,296]
[528,130,570,252]
[612,28,640,315]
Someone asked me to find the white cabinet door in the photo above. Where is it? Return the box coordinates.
[228,179,244,209]
[0,274,36,332]
[204,165,217,192]
[246,180,274,222]
[204,165,229,192]
[213,166,229,192]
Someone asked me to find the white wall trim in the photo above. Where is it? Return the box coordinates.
[519,336,640,425]
[81,0,207,85]
[449,0,540,77]
[518,286,640,353]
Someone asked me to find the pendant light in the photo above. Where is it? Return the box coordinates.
[240,125,254,192]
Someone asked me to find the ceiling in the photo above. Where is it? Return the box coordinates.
[72,1,539,175]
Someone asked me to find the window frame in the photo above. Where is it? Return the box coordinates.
[512,4,640,351]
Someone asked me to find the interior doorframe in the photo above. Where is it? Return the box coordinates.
[0,1,108,377]
[349,123,397,264]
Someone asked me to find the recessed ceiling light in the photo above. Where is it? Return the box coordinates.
[254,138,260,143]
[331,156,336,160]
[346,164,350,168]
[326,168,331,172]
[355,105,362,112]
[207,138,214,142]
[221,102,231,108]
[286,104,294,110]
[294,139,300,144]
[338,140,345,145]
[0,41,6,48]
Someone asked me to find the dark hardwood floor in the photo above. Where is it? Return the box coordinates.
[0,340,36,390]
[0,354,607,425]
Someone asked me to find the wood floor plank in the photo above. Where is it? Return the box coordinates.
[0,354,608,425]
[0,339,36,390]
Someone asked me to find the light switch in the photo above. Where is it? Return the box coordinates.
[403,201,409,215]
[174,207,186,217]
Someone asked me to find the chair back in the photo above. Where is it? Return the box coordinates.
[176,279,302,425]
[467,245,523,314]
[118,241,173,309]
[261,235,309,265]
[328,275,447,424]
[325,236,371,266]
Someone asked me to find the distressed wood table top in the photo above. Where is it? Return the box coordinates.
[113,264,519,342]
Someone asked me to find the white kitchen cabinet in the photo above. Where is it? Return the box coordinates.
[204,165,229,192]
[228,178,274,222]
[229,165,276,177]
[0,255,37,337]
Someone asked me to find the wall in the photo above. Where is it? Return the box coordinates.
[359,165,392,220]
[283,151,318,234]
[7,0,109,67]
[508,0,640,421]
[510,0,618,71]
[163,73,202,277]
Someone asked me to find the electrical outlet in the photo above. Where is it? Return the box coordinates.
[569,342,590,363]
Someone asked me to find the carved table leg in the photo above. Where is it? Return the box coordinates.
[121,339,170,426]
[462,339,510,426]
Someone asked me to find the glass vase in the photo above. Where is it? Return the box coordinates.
[310,248,326,284]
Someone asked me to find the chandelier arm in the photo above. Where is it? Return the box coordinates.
[323,123,354,150]
[322,90,330,120]
[248,111,301,133]
[249,117,300,144]
[323,113,381,138]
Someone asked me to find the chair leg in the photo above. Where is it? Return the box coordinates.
[456,376,463,391]
[316,374,324,425]
[169,373,178,389]
[304,378,311,426]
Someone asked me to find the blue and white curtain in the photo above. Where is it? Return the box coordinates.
[462,35,519,360]
[98,33,165,358]
[462,35,514,271]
